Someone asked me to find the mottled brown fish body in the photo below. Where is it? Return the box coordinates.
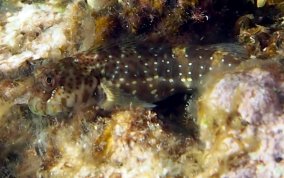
[29,59,103,116]
[29,44,247,116]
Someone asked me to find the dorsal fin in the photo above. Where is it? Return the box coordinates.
[83,34,147,55]
[203,43,249,59]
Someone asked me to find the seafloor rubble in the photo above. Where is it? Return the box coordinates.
[0,0,284,177]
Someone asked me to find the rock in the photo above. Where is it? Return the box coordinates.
[197,61,284,177]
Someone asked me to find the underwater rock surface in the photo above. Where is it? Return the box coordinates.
[0,0,284,177]
[198,61,284,177]
[35,109,201,177]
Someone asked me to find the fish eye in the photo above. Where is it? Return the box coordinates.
[46,76,53,84]
[41,73,56,91]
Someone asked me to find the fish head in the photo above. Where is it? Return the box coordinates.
[28,58,105,116]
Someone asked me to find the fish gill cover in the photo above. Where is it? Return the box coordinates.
[0,0,283,177]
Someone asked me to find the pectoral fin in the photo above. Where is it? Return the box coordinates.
[100,82,156,110]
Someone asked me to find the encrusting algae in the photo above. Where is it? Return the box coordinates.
[0,0,284,177]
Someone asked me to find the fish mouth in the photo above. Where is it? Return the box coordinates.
[28,97,47,116]
[28,97,66,116]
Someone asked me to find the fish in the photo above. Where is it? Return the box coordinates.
[27,43,248,116]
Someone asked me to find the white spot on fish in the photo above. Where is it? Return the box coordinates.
[151,89,157,94]
[146,78,153,81]
[94,54,99,59]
